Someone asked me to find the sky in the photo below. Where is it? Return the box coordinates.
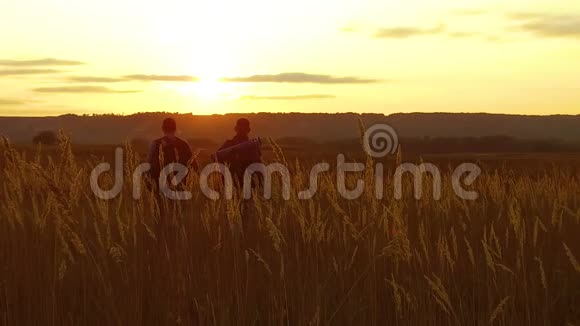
[1,0,579,116]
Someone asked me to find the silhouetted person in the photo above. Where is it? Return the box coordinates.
[216,118,262,243]
[217,118,262,187]
[148,118,197,189]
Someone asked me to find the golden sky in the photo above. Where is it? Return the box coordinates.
[1,0,579,116]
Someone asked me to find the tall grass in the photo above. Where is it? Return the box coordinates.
[0,135,579,325]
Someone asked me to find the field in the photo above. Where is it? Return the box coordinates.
[1,135,580,325]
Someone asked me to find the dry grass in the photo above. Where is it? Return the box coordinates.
[0,135,579,325]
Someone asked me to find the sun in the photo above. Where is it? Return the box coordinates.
[172,74,240,101]
[194,77,228,100]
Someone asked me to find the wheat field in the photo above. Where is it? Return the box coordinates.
[1,134,579,326]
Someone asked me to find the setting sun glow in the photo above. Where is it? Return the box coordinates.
[173,77,237,102]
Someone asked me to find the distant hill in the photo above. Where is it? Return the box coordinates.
[1,112,579,144]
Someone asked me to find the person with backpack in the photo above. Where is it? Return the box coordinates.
[147,118,197,189]
[216,118,262,188]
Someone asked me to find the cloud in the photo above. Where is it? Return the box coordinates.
[0,99,25,105]
[33,86,141,93]
[241,94,336,100]
[67,74,200,83]
[124,74,199,82]
[67,76,126,83]
[0,98,42,105]
[0,58,84,66]
[0,69,62,76]
[375,24,445,39]
[512,14,580,38]
[223,73,379,84]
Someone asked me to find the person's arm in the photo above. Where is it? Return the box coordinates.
[218,140,232,151]
[147,140,161,184]
[180,140,199,172]
[181,140,193,164]
[147,141,159,167]
[215,140,232,163]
